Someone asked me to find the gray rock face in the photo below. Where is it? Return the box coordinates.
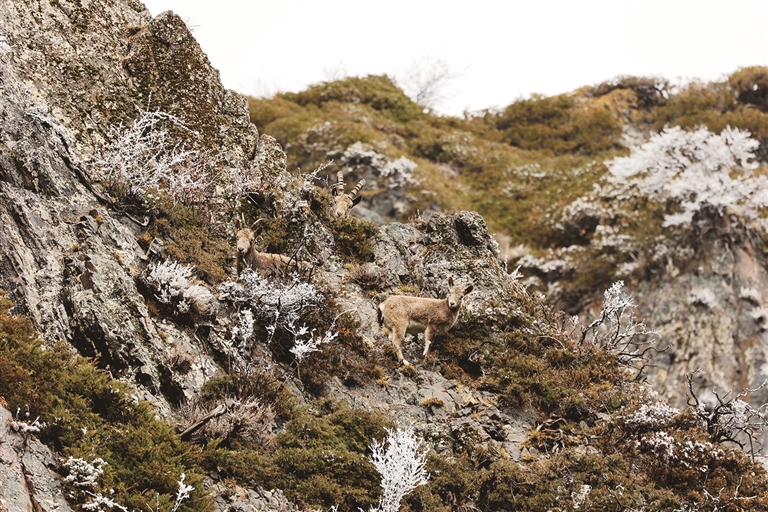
[322,371,537,461]
[0,405,74,512]
[316,210,535,458]
[206,481,300,512]
[636,239,768,409]
[0,0,256,410]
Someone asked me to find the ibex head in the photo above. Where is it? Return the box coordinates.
[331,171,365,218]
[235,216,265,258]
[446,276,474,310]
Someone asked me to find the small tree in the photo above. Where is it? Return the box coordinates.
[396,54,463,111]
[576,281,664,380]
[686,369,768,459]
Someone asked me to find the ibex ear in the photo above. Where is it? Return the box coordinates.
[448,276,454,287]
[331,186,339,197]
[352,195,363,206]
[464,284,474,294]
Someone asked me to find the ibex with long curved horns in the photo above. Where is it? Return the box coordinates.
[331,171,365,218]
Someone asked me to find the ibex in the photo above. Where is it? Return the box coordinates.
[377,277,474,365]
[236,219,310,276]
[331,171,365,217]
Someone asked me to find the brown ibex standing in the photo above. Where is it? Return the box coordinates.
[331,171,365,218]
[235,218,310,276]
[377,277,474,365]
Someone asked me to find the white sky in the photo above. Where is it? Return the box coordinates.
[141,0,768,116]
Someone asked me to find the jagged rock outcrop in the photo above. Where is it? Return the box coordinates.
[206,481,300,512]
[636,235,768,409]
[314,210,534,459]
[0,406,74,512]
[0,0,264,412]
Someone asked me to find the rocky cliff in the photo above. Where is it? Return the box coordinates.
[1,1,768,511]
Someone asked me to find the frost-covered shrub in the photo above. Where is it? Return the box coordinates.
[367,424,429,512]
[577,281,660,378]
[687,371,768,455]
[220,270,321,327]
[288,321,339,362]
[623,400,681,431]
[219,270,338,362]
[63,457,107,489]
[621,387,681,432]
[689,286,718,309]
[147,260,195,304]
[9,406,46,442]
[94,106,215,205]
[145,260,215,316]
[640,431,722,472]
[608,126,766,227]
[63,456,193,512]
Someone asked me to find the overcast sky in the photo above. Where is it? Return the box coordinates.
[141,0,768,116]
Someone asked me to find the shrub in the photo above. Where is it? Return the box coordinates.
[0,293,212,511]
[283,75,425,123]
[203,401,393,511]
[608,125,764,227]
[93,105,216,206]
[494,94,621,156]
[330,216,379,263]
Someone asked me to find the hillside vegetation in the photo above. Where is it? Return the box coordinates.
[248,68,768,308]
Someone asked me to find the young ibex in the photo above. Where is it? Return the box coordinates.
[377,277,474,365]
[236,219,309,276]
[331,171,365,218]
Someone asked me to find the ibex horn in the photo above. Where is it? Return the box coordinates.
[349,179,366,199]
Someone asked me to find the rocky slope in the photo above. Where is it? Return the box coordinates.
[1,1,768,511]
[249,66,768,425]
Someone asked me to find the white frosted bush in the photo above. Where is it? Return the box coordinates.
[145,260,214,315]
[608,126,766,227]
[577,281,660,378]
[623,401,680,430]
[94,106,215,205]
[220,270,338,361]
[689,286,718,309]
[63,457,106,488]
[146,260,194,304]
[367,424,429,512]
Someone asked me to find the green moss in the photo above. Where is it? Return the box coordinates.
[493,94,622,156]
[143,201,231,284]
[283,75,425,123]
